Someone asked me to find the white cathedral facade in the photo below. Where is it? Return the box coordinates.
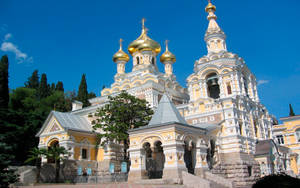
[37,1,296,187]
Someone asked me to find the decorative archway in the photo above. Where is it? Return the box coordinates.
[47,138,59,163]
[142,140,165,179]
[184,139,196,174]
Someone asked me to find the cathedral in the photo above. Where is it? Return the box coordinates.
[36,1,298,187]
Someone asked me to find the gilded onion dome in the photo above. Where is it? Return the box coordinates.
[160,40,176,63]
[113,39,130,62]
[128,18,161,55]
[205,0,216,13]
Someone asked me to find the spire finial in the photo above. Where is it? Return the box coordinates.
[119,38,123,50]
[165,40,169,51]
[142,18,146,31]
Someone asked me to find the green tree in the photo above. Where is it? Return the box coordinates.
[55,81,64,92]
[42,91,67,112]
[0,136,19,187]
[38,73,49,99]
[0,109,19,187]
[65,90,77,111]
[47,146,68,183]
[88,92,96,99]
[0,55,9,109]
[289,104,295,116]
[25,70,39,89]
[50,83,56,94]
[77,74,90,107]
[92,91,153,160]
[25,148,47,183]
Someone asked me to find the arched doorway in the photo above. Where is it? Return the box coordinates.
[143,141,165,179]
[184,140,196,174]
[47,139,59,163]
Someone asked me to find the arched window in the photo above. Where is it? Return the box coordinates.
[239,122,243,136]
[227,83,232,95]
[253,119,259,137]
[206,73,220,99]
[151,57,155,65]
[136,57,140,65]
[296,129,300,143]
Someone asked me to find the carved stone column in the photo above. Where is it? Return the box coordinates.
[162,142,187,183]
[194,141,208,177]
[128,148,147,182]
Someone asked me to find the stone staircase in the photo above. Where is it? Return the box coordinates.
[182,171,234,188]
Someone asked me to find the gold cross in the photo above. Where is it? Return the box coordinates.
[142,18,146,30]
[165,40,169,51]
[119,38,123,50]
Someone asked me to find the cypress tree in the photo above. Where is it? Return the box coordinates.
[50,83,55,94]
[25,70,39,89]
[38,73,49,99]
[77,74,90,107]
[55,81,64,92]
[0,55,9,109]
[289,104,295,116]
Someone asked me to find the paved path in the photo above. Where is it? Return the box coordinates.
[19,183,184,188]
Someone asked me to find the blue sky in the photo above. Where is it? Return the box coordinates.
[0,0,299,120]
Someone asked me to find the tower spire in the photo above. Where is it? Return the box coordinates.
[204,0,227,55]
[141,18,146,33]
[165,40,169,51]
[119,38,123,50]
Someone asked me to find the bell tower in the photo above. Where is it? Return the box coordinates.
[183,1,274,186]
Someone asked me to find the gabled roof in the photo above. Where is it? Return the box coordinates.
[36,111,92,136]
[148,94,187,126]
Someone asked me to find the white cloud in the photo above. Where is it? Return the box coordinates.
[257,80,269,86]
[1,41,32,64]
[4,33,12,41]
[0,32,33,64]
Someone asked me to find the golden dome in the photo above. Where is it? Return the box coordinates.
[128,19,161,55]
[160,40,176,63]
[205,1,216,12]
[113,39,130,62]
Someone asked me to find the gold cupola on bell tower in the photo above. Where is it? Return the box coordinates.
[160,40,176,76]
[204,0,227,55]
[113,39,129,74]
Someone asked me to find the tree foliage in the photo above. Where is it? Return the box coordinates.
[0,55,19,187]
[38,73,49,99]
[47,146,68,183]
[0,55,9,109]
[77,74,90,107]
[25,148,47,183]
[25,70,39,89]
[0,135,19,187]
[289,104,295,116]
[55,81,64,92]
[92,91,153,158]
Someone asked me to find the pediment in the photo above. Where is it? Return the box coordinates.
[41,117,65,136]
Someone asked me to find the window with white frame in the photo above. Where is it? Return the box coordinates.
[276,135,284,145]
